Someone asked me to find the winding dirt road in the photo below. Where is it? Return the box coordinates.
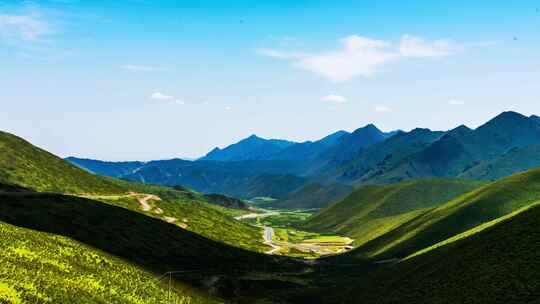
[137,194,161,211]
[79,193,161,212]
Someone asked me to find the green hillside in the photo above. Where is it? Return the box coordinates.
[0,131,267,252]
[304,179,483,246]
[0,220,217,304]
[309,200,540,304]
[269,182,353,209]
[350,167,540,259]
[0,131,123,194]
[0,193,277,272]
[94,192,266,252]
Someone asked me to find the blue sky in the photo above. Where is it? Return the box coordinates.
[1,0,539,160]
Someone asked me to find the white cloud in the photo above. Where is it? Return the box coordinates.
[320,94,347,103]
[123,65,168,72]
[374,106,392,112]
[225,106,232,111]
[0,14,51,41]
[257,48,303,59]
[399,34,462,58]
[259,35,397,82]
[449,99,465,105]
[299,36,398,82]
[260,34,484,82]
[150,92,188,105]
[150,92,174,101]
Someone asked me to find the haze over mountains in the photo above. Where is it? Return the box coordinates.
[68,111,540,209]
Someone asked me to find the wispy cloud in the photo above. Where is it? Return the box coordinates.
[257,48,303,59]
[0,14,52,41]
[259,34,489,82]
[374,106,392,112]
[320,94,347,103]
[150,92,174,100]
[260,35,397,82]
[150,92,187,105]
[298,36,398,82]
[449,99,465,105]
[123,65,168,72]
[399,34,462,58]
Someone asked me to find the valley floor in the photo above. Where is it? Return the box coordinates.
[236,208,354,258]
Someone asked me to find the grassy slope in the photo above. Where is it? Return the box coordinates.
[312,202,540,304]
[304,179,483,246]
[0,221,217,304]
[0,130,266,252]
[97,194,266,252]
[0,131,123,194]
[351,167,540,259]
[0,193,277,272]
[271,182,353,209]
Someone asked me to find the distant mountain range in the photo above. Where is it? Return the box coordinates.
[67,111,540,209]
[201,135,296,161]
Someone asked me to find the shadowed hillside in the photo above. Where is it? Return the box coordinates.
[305,202,540,304]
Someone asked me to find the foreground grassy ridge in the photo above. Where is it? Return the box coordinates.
[314,203,540,304]
[0,193,281,275]
[0,131,123,194]
[0,221,217,304]
[404,200,540,260]
[305,179,483,245]
[352,167,540,259]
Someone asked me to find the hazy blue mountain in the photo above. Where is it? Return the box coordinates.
[200,135,296,161]
[66,157,145,177]
[66,111,540,209]
[459,144,540,181]
[337,128,445,183]
[305,124,392,177]
[530,115,540,124]
[316,130,350,146]
[121,159,303,194]
[363,111,540,184]
[318,124,387,164]
[264,130,349,161]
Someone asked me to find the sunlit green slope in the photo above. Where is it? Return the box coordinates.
[0,130,123,194]
[316,200,540,304]
[304,179,483,246]
[0,130,266,252]
[0,220,218,304]
[350,167,540,259]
